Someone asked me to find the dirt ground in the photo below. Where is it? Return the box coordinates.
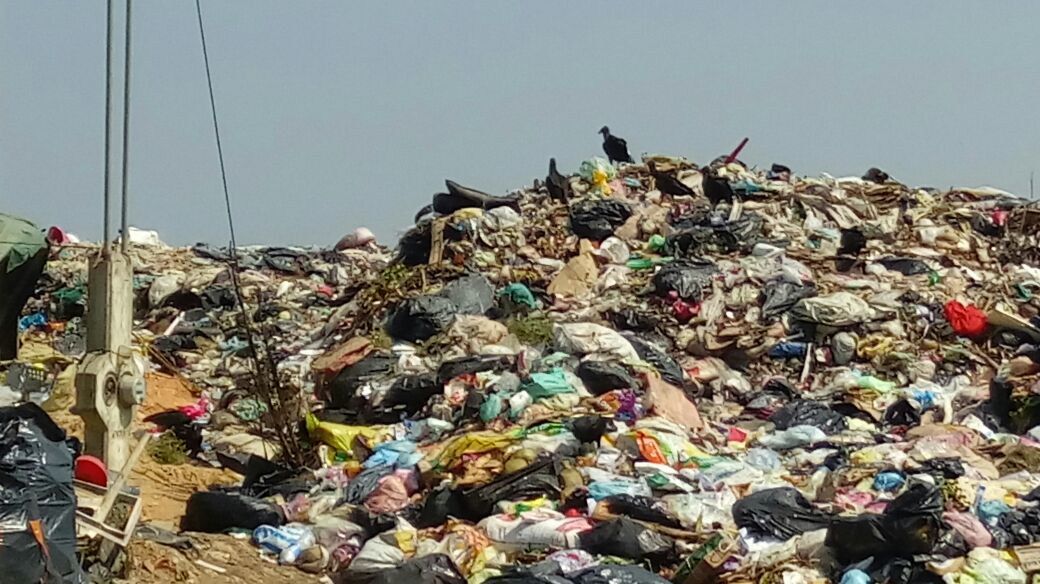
[121,534,324,584]
[53,373,316,583]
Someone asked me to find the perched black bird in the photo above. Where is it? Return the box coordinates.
[568,415,616,446]
[546,158,572,202]
[648,160,695,198]
[862,167,891,184]
[145,410,203,455]
[599,126,634,164]
[701,167,735,207]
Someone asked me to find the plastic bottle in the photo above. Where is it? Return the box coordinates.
[253,525,299,555]
[279,528,316,565]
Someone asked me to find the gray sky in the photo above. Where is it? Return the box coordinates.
[3,1,1039,246]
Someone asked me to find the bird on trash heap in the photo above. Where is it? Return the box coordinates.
[701,165,735,208]
[599,126,634,165]
[647,160,696,198]
[546,158,572,202]
[567,414,616,447]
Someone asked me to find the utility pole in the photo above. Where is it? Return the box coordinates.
[74,0,146,473]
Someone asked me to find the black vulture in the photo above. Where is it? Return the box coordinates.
[567,415,616,446]
[863,167,891,184]
[599,126,634,164]
[546,158,572,202]
[701,167,735,207]
[648,160,695,198]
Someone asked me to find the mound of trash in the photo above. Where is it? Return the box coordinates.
[15,152,1040,583]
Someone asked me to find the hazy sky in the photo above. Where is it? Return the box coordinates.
[3,1,1040,246]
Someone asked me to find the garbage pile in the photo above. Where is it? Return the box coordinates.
[24,153,1040,583]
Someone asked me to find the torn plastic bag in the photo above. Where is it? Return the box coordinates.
[597,495,682,529]
[386,275,496,342]
[569,199,632,241]
[180,491,284,533]
[366,554,465,584]
[578,517,676,563]
[731,487,831,540]
[770,399,847,435]
[622,333,684,387]
[461,456,562,520]
[575,360,637,395]
[651,258,717,301]
[826,482,942,563]
[791,292,875,327]
[0,404,82,584]
[326,352,396,409]
[761,280,816,321]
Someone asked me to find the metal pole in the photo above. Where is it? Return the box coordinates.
[102,0,114,254]
[119,0,132,254]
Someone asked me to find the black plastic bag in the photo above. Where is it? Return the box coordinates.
[622,333,684,387]
[732,487,831,540]
[771,400,847,435]
[761,280,816,321]
[878,257,931,276]
[575,360,637,395]
[180,491,283,532]
[917,457,965,480]
[569,199,632,241]
[367,554,466,584]
[437,355,512,384]
[461,457,561,520]
[606,308,658,332]
[385,295,457,342]
[366,373,442,422]
[327,353,396,409]
[414,486,467,529]
[884,399,922,427]
[578,517,676,562]
[598,495,682,528]
[385,275,495,342]
[0,404,82,584]
[652,258,717,301]
[440,274,496,315]
[827,483,942,563]
[665,213,764,255]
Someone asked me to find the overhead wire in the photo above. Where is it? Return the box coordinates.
[193,0,303,465]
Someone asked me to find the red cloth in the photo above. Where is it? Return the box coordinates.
[944,300,988,337]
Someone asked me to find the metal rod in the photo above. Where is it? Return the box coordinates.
[102,0,114,254]
[119,0,132,254]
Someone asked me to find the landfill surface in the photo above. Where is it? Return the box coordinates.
[15,152,1040,584]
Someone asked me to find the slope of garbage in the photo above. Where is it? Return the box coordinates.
[18,153,1040,583]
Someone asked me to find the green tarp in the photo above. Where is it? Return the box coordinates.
[0,214,46,273]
